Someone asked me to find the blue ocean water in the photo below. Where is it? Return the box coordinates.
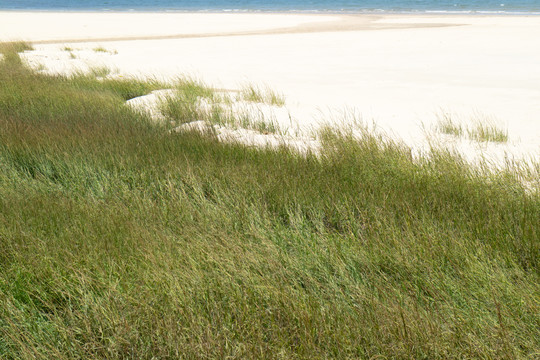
[0,0,539,14]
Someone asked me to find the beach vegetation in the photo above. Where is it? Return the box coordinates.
[240,84,286,106]
[468,119,508,143]
[159,78,213,125]
[89,65,112,78]
[92,46,118,55]
[161,79,282,134]
[0,41,33,54]
[0,41,33,68]
[436,111,464,136]
[436,112,508,143]
[66,70,165,101]
[0,42,538,359]
[249,117,279,134]
[35,63,46,72]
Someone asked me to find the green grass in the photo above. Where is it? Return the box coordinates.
[159,78,215,125]
[92,46,117,55]
[0,41,33,54]
[248,117,279,134]
[161,80,282,133]
[61,46,77,60]
[207,105,281,134]
[468,120,509,143]
[436,113,509,143]
[240,84,286,106]
[0,42,33,68]
[67,70,166,101]
[88,65,113,78]
[436,112,464,137]
[0,43,539,359]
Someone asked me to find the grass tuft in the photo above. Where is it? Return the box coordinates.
[92,46,108,53]
[159,78,215,125]
[161,81,284,133]
[92,46,118,55]
[239,84,286,106]
[468,120,509,143]
[436,112,508,143]
[436,112,463,136]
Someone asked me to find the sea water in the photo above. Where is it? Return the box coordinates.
[0,0,539,14]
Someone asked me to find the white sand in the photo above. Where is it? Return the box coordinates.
[0,12,333,42]
[2,11,539,167]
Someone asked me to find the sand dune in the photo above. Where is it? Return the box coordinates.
[2,11,539,166]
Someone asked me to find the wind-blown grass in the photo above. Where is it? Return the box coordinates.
[161,80,283,133]
[92,46,117,55]
[159,77,215,125]
[468,120,509,143]
[436,112,508,143]
[69,70,166,101]
[240,84,286,106]
[0,43,539,359]
[436,112,464,136]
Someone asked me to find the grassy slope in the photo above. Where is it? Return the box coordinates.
[0,43,538,359]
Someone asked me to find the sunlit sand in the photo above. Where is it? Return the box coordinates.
[2,11,539,166]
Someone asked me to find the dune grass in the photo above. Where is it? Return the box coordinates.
[0,43,539,359]
[468,120,509,143]
[92,46,117,55]
[67,69,166,101]
[159,77,215,125]
[436,113,509,143]
[161,80,282,134]
[436,112,464,137]
[240,84,286,107]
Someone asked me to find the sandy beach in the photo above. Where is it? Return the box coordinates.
[1,11,539,166]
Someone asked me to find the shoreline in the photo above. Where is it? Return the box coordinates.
[0,11,524,44]
[2,8,540,16]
